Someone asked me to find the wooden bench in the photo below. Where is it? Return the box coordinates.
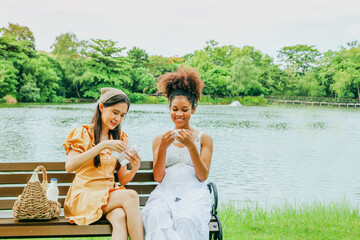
[0,162,222,239]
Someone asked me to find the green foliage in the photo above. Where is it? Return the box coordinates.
[22,56,60,101]
[1,22,360,103]
[126,93,165,104]
[1,23,35,49]
[228,57,264,96]
[131,67,157,94]
[128,92,146,103]
[19,78,40,102]
[158,96,167,103]
[0,60,18,97]
[147,55,178,77]
[89,39,126,57]
[76,39,133,99]
[51,32,79,56]
[278,44,321,75]
[219,201,360,240]
[127,47,149,68]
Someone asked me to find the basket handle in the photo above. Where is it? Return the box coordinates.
[33,165,48,191]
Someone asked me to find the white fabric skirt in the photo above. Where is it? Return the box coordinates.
[142,164,211,240]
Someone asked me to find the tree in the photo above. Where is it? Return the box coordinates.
[316,42,360,99]
[19,74,40,102]
[76,39,132,99]
[1,23,35,49]
[131,67,157,94]
[147,56,178,77]
[228,57,264,96]
[297,72,324,97]
[330,71,352,98]
[21,56,60,101]
[257,55,287,96]
[200,66,230,96]
[278,45,321,75]
[89,39,126,57]
[51,32,78,56]
[127,47,149,68]
[0,60,18,98]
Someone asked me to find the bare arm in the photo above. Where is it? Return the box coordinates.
[65,140,127,173]
[177,131,213,182]
[153,131,175,183]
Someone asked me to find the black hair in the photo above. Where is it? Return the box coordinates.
[91,94,130,168]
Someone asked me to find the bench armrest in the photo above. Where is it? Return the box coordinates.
[207,182,218,215]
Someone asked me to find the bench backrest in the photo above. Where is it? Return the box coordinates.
[0,161,156,211]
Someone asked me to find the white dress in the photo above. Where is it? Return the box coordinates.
[142,131,211,240]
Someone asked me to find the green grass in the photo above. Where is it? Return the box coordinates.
[7,201,359,240]
[218,201,360,240]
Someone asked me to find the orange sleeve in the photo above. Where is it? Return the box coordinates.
[62,126,91,155]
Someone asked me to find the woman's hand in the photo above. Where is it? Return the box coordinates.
[125,150,141,170]
[176,129,194,148]
[101,140,128,153]
[159,131,176,149]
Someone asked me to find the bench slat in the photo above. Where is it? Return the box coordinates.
[0,161,153,171]
[0,217,220,237]
[0,184,157,197]
[0,216,112,225]
[0,224,112,237]
[0,196,150,209]
[0,162,65,171]
[0,172,154,184]
[0,161,220,237]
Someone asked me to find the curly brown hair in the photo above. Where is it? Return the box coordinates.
[157,66,204,108]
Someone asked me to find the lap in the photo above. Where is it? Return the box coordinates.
[102,189,139,214]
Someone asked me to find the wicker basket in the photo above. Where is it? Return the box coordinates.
[12,165,61,220]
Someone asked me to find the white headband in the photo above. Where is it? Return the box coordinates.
[98,87,128,104]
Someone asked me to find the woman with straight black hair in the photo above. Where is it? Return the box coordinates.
[63,87,144,240]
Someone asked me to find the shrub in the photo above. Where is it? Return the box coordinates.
[128,92,146,103]
[158,96,167,103]
[50,95,66,103]
[3,95,17,104]
[145,96,159,103]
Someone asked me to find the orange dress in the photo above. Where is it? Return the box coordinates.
[62,125,128,225]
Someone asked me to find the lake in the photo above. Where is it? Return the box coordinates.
[1,103,359,207]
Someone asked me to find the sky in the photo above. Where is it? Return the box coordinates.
[1,0,360,58]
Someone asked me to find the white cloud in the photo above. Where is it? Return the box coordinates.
[344,24,360,39]
[1,0,359,57]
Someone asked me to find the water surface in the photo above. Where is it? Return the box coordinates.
[1,103,359,206]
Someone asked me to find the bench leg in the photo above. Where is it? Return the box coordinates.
[208,182,223,240]
[209,214,223,240]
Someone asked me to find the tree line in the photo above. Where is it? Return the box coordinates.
[1,23,359,103]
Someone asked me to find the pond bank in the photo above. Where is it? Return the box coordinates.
[266,96,360,108]
[268,99,360,108]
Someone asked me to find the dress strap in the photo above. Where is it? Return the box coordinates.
[195,131,204,143]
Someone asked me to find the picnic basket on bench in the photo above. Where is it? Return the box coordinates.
[12,165,61,220]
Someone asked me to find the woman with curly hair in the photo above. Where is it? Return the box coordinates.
[142,66,213,239]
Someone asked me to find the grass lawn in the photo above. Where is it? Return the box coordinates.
[6,201,359,240]
[219,201,360,240]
